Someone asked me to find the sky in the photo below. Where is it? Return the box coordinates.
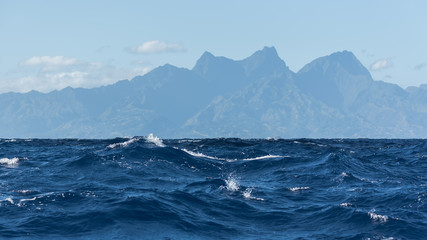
[0,0,426,94]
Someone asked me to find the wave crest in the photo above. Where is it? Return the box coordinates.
[0,157,21,167]
[146,133,165,147]
[108,138,140,149]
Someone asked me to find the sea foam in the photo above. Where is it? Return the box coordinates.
[225,176,240,192]
[182,149,221,160]
[0,157,20,167]
[368,209,389,223]
[242,154,285,161]
[289,187,310,192]
[146,133,165,147]
[243,188,264,201]
[183,149,285,162]
[108,138,139,149]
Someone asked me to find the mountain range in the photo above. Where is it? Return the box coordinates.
[1,47,426,138]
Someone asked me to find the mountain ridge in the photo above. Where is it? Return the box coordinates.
[0,47,426,138]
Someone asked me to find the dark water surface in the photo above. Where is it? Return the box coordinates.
[1,136,426,239]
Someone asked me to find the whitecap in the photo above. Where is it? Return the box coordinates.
[289,187,310,192]
[336,172,350,182]
[242,154,286,161]
[17,197,37,207]
[182,148,285,162]
[225,176,240,192]
[178,139,202,143]
[4,197,14,204]
[340,202,352,207]
[15,190,32,194]
[0,157,20,167]
[182,149,221,160]
[368,209,389,223]
[145,133,165,147]
[107,137,139,149]
[243,188,264,201]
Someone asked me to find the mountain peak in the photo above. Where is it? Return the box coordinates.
[239,46,289,78]
[192,50,241,77]
[297,50,372,79]
[296,51,373,109]
[191,51,216,72]
[199,51,215,60]
[304,50,370,77]
[243,46,280,62]
[256,46,279,57]
[329,50,359,64]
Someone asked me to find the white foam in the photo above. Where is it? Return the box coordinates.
[4,197,14,204]
[242,155,285,161]
[17,197,37,207]
[178,139,202,143]
[183,148,285,162]
[243,188,264,201]
[0,157,20,167]
[145,133,165,147]
[368,209,389,223]
[340,202,352,207]
[182,149,221,160]
[225,176,240,192]
[15,190,32,194]
[108,138,139,149]
[289,187,310,192]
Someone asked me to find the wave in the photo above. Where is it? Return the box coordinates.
[242,188,264,201]
[145,133,165,147]
[289,187,310,192]
[0,157,22,167]
[181,148,222,160]
[107,137,140,149]
[182,148,286,162]
[368,209,389,223]
[0,138,425,239]
[107,134,165,149]
[242,154,286,161]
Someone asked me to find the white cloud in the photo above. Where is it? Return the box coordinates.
[22,56,78,67]
[44,71,89,88]
[370,59,393,71]
[131,40,184,54]
[131,67,152,76]
[1,57,153,94]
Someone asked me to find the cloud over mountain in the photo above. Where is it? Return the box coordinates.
[3,57,151,94]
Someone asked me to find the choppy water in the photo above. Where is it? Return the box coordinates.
[1,136,426,239]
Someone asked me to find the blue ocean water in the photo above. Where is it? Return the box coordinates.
[0,136,426,239]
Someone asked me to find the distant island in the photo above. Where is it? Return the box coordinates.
[1,47,426,138]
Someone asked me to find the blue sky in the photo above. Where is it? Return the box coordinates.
[1,0,426,93]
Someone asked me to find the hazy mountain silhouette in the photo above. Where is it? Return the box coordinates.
[0,47,425,138]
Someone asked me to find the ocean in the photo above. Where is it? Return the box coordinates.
[0,135,426,239]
